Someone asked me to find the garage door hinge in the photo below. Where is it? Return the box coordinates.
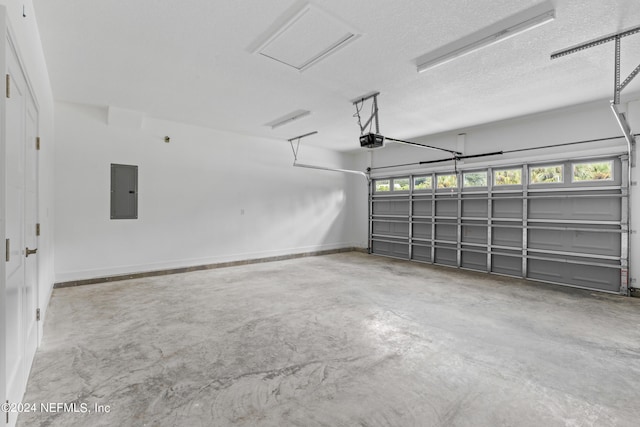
[36,308,41,322]
[36,137,40,151]
[36,223,40,236]
[5,74,9,98]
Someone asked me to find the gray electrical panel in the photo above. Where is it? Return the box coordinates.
[111,164,138,219]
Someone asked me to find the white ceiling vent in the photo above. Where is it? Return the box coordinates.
[253,4,360,71]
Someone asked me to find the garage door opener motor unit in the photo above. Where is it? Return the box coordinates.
[352,92,463,156]
[360,133,385,148]
[353,92,385,149]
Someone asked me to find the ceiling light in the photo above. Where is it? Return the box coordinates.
[416,4,555,73]
[265,110,311,129]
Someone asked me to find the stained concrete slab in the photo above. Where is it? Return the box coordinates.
[17,252,640,426]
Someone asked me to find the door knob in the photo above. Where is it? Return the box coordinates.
[26,247,38,257]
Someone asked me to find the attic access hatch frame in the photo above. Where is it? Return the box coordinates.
[551,24,640,166]
[288,131,370,181]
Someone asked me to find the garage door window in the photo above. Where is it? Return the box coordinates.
[572,161,613,182]
[437,174,458,189]
[463,171,487,187]
[494,168,521,186]
[414,176,432,190]
[394,177,410,191]
[530,165,563,184]
[375,179,390,192]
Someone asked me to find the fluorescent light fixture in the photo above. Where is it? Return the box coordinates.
[416,4,555,73]
[266,109,311,129]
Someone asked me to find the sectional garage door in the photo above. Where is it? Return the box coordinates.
[369,156,629,294]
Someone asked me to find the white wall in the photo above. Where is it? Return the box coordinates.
[352,98,639,291]
[0,0,55,419]
[54,102,356,282]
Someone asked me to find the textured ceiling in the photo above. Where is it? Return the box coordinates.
[32,0,640,152]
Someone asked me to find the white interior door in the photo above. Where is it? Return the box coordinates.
[24,89,39,370]
[5,37,39,427]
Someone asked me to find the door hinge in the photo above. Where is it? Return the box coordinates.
[5,74,9,98]
[5,239,9,262]
[5,400,8,423]
[36,223,41,236]
[36,308,41,322]
[36,137,40,151]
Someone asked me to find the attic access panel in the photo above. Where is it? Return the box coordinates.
[254,4,360,71]
[111,164,138,220]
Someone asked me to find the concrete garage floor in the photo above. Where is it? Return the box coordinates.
[18,252,640,427]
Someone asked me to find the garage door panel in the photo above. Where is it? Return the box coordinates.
[435,223,457,241]
[528,228,620,256]
[411,244,431,262]
[373,221,409,237]
[528,260,620,293]
[373,200,409,216]
[529,195,620,221]
[461,250,486,271]
[572,231,620,256]
[435,247,456,266]
[492,226,522,248]
[435,199,457,217]
[527,229,564,250]
[372,240,409,259]
[462,224,487,243]
[413,199,432,216]
[526,259,563,282]
[572,267,620,293]
[413,222,432,239]
[491,253,521,276]
[493,199,522,218]
[528,198,566,220]
[372,221,391,235]
[570,197,620,221]
[462,199,487,217]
